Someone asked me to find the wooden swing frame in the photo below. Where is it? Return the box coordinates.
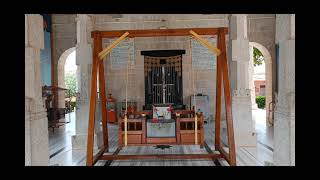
[86,27,236,166]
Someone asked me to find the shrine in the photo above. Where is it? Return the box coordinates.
[86,28,236,166]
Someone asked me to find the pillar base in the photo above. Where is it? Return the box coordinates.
[26,116,49,166]
[232,93,257,147]
[25,98,49,166]
[274,105,295,166]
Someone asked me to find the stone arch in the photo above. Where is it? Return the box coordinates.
[249,42,273,125]
[57,47,76,108]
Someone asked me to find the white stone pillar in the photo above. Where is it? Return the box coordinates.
[72,14,103,150]
[25,14,49,166]
[274,14,295,166]
[229,14,257,147]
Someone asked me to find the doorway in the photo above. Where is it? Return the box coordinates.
[249,42,274,151]
[142,50,185,110]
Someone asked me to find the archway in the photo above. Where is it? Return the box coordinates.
[249,42,273,126]
[57,47,76,109]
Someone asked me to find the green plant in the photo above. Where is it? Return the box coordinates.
[70,101,77,112]
[65,73,77,97]
[256,96,266,109]
[253,47,264,66]
[65,73,77,112]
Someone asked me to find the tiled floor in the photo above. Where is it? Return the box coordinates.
[49,109,273,166]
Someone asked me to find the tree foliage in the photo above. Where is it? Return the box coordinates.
[65,73,77,98]
[253,47,264,66]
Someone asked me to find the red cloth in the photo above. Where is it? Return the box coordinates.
[167,105,173,112]
[152,118,159,123]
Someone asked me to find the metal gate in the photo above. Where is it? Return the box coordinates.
[144,55,183,106]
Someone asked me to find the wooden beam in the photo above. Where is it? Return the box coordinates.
[218,28,236,166]
[86,32,100,166]
[217,146,230,163]
[179,118,201,122]
[98,32,129,60]
[120,131,143,135]
[203,141,221,166]
[174,110,194,115]
[119,119,144,123]
[93,145,107,165]
[92,27,228,38]
[189,30,221,56]
[103,146,123,166]
[100,153,223,160]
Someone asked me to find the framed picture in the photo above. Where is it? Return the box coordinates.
[153,105,172,120]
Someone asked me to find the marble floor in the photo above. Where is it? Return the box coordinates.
[253,109,274,150]
[49,109,273,166]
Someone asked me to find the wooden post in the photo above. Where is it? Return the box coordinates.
[200,113,205,148]
[176,114,181,144]
[124,115,128,146]
[215,34,222,150]
[189,36,198,145]
[142,115,146,144]
[218,28,236,166]
[194,112,198,145]
[215,32,222,151]
[98,33,109,152]
[86,32,100,166]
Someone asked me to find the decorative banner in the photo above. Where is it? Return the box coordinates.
[103,38,135,69]
[191,36,217,70]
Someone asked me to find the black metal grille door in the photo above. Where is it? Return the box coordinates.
[144,55,182,107]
